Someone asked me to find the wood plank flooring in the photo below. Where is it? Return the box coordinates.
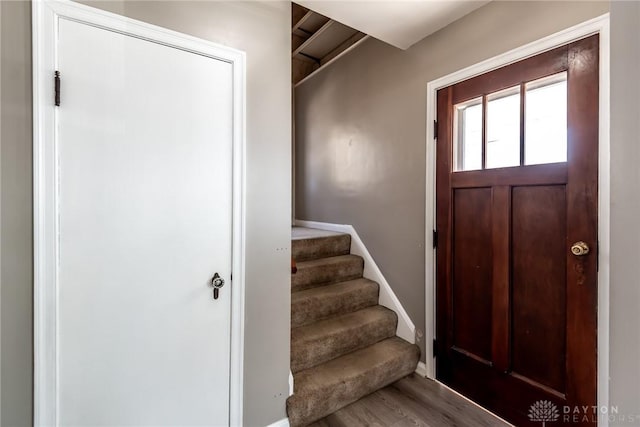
[307,374,512,427]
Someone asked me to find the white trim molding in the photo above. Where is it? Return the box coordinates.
[424,13,610,424]
[288,370,294,396]
[0,2,3,422]
[294,219,416,344]
[266,417,291,427]
[32,1,247,425]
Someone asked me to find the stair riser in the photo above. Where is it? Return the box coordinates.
[291,282,378,328]
[287,341,420,427]
[292,235,351,262]
[292,257,364,292]
[291,311,397,373]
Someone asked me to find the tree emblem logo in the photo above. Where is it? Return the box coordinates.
[528,400,559,426]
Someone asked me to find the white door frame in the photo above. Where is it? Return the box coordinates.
[424,13,610,421]
[32,1,247,425]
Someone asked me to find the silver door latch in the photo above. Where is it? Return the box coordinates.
[211,273,225,300]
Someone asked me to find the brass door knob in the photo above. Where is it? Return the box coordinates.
[571,241,590,256]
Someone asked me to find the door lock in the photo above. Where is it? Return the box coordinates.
[570,241,590,256]
[210,273,225,299]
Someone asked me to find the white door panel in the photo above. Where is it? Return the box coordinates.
[57,18,232,426]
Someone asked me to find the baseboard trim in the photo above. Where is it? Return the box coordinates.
[266,417,290,427]
[294,219,416,344]
[289,370,294,396]
[415,361,427,377]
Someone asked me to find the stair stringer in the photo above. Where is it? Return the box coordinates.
[293,219,415,345]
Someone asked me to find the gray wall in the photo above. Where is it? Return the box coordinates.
[295,1,609,361]
[1,1,34,425]
[0,1,292,426]
[610,1,640,423]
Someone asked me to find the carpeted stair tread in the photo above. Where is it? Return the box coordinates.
[286,337,421,427]
[291,278,379,328]
[291,305,397,373]
[292,234,351,262]
[292,255,364,292]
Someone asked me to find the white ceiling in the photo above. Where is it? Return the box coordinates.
[295,1,490,50]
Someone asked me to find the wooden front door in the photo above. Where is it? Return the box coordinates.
[435,35,599,426]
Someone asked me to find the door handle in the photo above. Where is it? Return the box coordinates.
[210,273,225,299]
[570,241,590,256]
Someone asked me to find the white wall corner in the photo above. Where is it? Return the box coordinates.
[293,219,416,344]
[415,361,428,378]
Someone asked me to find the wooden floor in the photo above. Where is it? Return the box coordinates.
[307,374,512,427]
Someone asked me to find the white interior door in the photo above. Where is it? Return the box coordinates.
[56,17,233,426]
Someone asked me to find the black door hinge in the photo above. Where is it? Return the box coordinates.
[433,120,438,140]
[54,71,61,106]
[432,230,438,249]
[433,339,438,357]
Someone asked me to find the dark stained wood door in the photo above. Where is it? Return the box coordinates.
[435,35,599,426]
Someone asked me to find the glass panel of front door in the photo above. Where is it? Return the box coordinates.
[452,71,568,171]
[453,97,482,171]
[525,72,568,165]
[486,86,521,169]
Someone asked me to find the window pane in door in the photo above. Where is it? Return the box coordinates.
[525,72,567,165]
[486,86,520,169]
[453,97,482,172]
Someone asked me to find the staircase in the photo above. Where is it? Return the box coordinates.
[287,228,420,426]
